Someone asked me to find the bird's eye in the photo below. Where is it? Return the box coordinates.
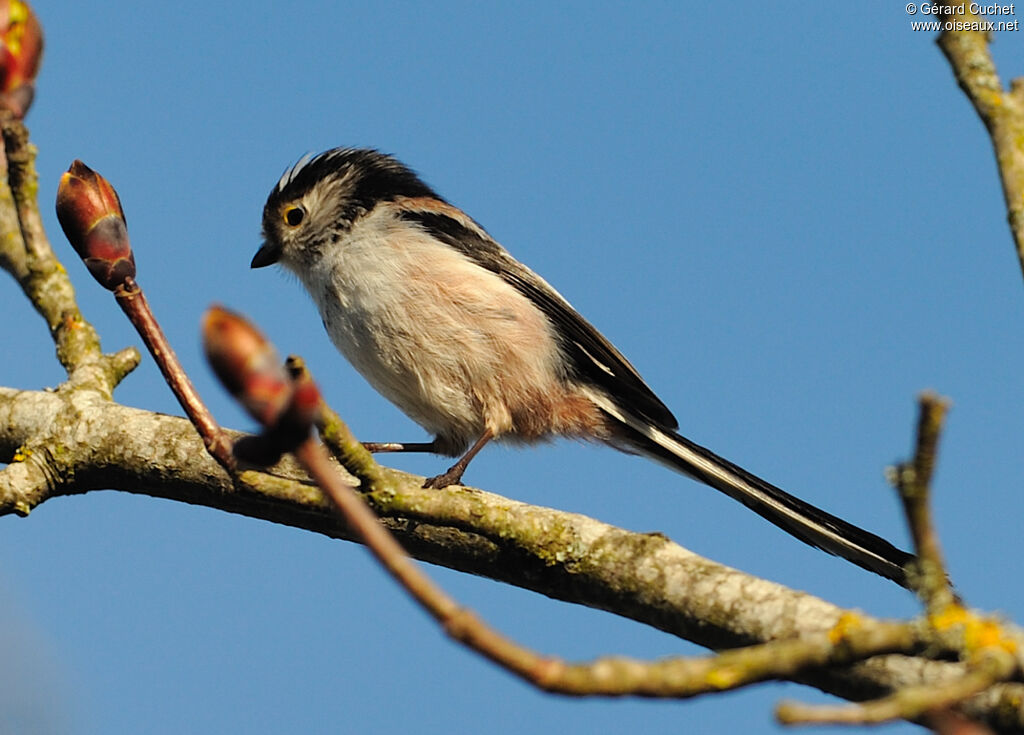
[283,205,305,227]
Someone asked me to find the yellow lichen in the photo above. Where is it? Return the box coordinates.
[931,604,1018,657]
[828,611,864,645]
[930,603,969,632]
[963,615,1018,656]
[706,665,742,690]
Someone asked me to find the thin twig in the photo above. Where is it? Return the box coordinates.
[777,393,1024,728]
[778,652,1014,726]
[115,277,235,471]
[284,356,393,491]
[293,435,919,698]
[293,438,526,665]
[895,391,954,612]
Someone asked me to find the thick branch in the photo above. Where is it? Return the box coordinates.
[0,120,138,393]
[1,385,1020,727]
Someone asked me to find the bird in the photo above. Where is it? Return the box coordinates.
[250,147,914,586]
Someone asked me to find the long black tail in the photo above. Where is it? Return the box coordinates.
[598,402,914,586]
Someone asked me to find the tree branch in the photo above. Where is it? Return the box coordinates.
[2,383,1022,727]
[937,3,1024,281]
[0,119,138,393]
[0,10,1021,727]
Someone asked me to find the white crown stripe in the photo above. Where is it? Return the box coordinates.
[276,152,316,192]
[275,149,363,192]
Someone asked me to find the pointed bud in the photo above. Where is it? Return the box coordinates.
[228,362,323,466]
[55,160,136,291]
[202,305,294,429]
[0,1,42,118]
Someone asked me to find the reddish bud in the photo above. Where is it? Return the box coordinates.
[284,361,323,431]
[202,305,294,429]
[55,160,136,291]
[0,1,42,118]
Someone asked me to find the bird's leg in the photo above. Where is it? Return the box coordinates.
[362,440,441,453]
[422,429,494,489]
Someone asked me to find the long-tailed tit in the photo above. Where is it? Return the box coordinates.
[251,148,913,585]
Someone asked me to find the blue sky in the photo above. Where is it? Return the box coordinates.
[2,3,1022,733]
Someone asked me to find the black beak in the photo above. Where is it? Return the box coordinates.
[250,241,281,268]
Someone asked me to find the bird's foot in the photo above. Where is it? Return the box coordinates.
[422,467,465,489]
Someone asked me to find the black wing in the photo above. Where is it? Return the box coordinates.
[399,209,678,430]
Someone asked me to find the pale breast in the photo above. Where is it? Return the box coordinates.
[296,209,592,451]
